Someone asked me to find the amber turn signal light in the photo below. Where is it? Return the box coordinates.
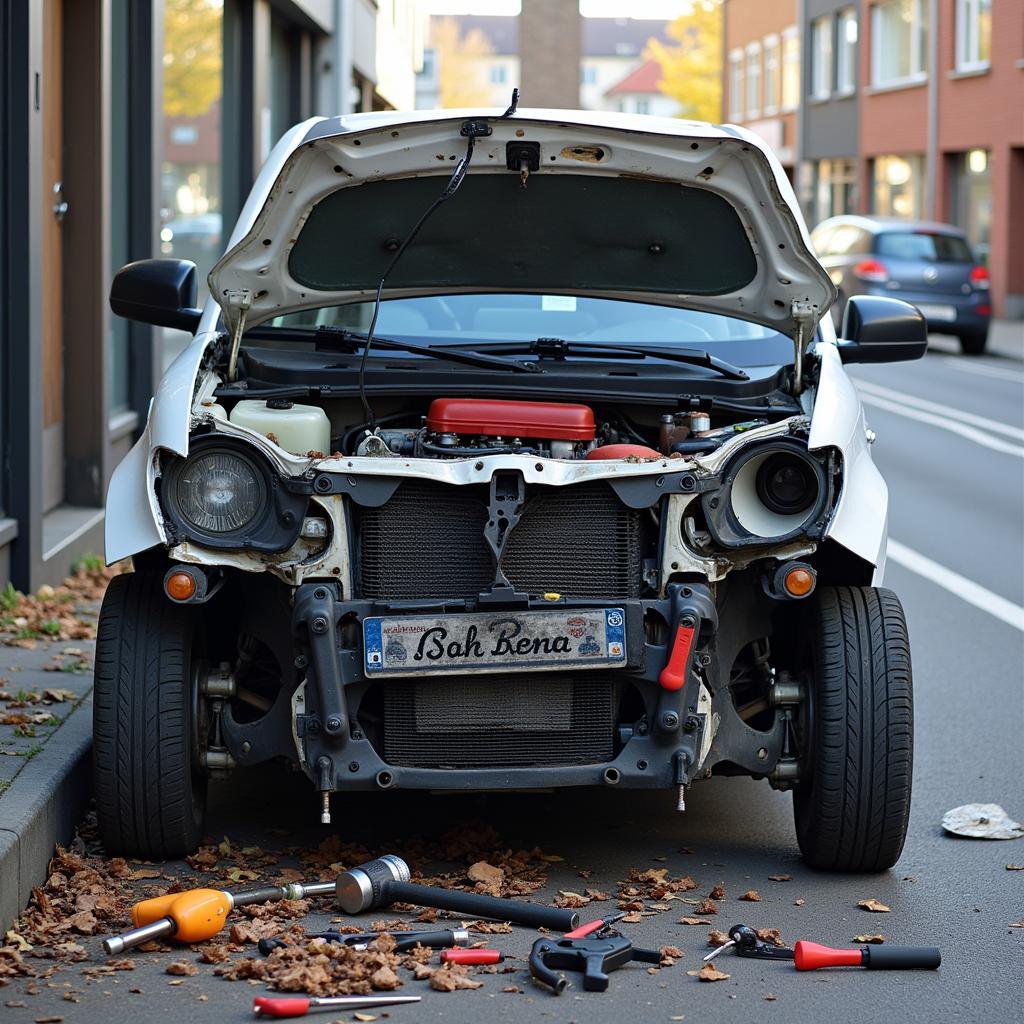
[165,570,197,602]
[783,566,816,598]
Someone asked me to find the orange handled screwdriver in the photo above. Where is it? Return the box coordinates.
[103,880,336,955]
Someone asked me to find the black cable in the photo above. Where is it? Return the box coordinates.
[357,129,481,432]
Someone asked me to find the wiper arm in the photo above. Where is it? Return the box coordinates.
[437,337,749,380]
[242,325,536,374]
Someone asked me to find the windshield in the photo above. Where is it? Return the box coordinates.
[875,232,974,263]
[271,294,783,347]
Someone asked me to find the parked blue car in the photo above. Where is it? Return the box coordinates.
[811,215,991,354]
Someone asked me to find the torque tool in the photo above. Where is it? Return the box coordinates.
[334,855,580,931]
[563,912,626,939]
[704,923,941,971]
[529,934,662,994]
[253,995,421,1018]
[441,948,505,965]
[103,880,336,955]
[258,927,471,957]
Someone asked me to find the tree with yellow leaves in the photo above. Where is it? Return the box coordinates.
[163,0,223,118]
[430,16,495,109]
[645,0,722,123]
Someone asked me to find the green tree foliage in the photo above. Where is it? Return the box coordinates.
[646,0,723,123]
[163,0,222,117]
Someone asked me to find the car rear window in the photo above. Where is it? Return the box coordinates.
[288,173,758,297]
[875,232,973,262]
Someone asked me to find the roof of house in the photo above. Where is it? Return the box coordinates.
[427,15,670,58]
[604,58,664,97]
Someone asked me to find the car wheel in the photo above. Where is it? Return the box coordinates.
[93,571,208,858]
[957,328,988,355]
[793,586,913,871]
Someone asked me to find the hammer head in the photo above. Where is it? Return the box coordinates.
[335,854,410,914]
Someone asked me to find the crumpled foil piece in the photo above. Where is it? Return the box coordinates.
[942,803,1024,840]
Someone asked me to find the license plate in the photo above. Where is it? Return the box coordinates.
[363,608,626,677]
[917,303,956,323]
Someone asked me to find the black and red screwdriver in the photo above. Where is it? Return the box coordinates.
[704,923,941,971]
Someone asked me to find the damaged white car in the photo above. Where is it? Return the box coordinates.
[98,109,927,870]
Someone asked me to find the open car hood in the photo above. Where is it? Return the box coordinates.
[209,109,836,353]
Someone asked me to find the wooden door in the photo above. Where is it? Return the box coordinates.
[41,0,64,512]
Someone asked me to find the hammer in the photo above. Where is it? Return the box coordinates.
[335,854,579,932]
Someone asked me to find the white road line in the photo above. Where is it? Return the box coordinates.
[942,357,1024,385]
[887,540,1024,632]
[858,393,1024,457]
[855,378,1024,440]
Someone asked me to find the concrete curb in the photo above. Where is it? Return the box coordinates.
[0,692,93,931]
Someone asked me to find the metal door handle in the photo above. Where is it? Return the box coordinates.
[52,181,68,222]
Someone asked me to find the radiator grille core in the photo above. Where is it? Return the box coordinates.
[381,675,617,768]
[359,480,642,601]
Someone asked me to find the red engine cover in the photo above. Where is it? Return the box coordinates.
[426,398,595,441]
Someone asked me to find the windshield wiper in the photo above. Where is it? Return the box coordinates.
[435,337,749,380]
[242,325,537,374]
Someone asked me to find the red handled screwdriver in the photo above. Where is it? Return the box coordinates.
[253,995,420,1018]
[441,948,505,965]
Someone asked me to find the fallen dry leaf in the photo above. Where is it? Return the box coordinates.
[554,891,591,909]
[693,964,730,982]
[707,930,730,947]
[679,917,711,926]
[1009,920,1024,928]
[768,874,792,882]
[354,1015,376,1022]
[794,898,806,906]
[755,928,783,946]
[764,993,778,1001]
[739,890,762,902]
[854,935,885,944]
[467,861,505,897]
[858,899,891,913]
[709,883,726,900]
[695,898,718,916]
[166,962,198,976]
[621,912,642,924]
[1006,864,1024,870]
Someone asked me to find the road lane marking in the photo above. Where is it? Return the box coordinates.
[858,393,1024,457]
[887,540,1024,632]
[941,357,1024,384]
[855,379,1024,440]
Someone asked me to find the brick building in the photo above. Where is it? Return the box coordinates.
[723,0,801,177]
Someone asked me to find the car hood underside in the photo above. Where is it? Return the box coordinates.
[208,109,836,346]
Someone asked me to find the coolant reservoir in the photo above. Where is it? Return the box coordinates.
[229,399,331,457]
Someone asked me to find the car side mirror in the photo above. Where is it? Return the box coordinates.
[110,258,202,332]
[836,295,928,364]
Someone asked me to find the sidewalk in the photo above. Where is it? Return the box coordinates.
[0,562,115,928]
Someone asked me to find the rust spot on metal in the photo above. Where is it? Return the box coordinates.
[559,144,607,163]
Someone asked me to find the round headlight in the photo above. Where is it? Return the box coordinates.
[175,450,266,533]
[755,452,818,516]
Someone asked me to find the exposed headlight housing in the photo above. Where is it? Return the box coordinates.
[700,439,835,548]
[160,438,309,552]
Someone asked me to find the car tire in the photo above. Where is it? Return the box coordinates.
[793,586,913,872]
[957,328,988,355]
[93,571,207,858]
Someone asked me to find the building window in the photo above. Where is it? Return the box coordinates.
[872,0,928,88]
[745,42,761,119]
[956,0,992,71]
[763,34,780,113]
[729,49,744,119]
[581,65,597,85]
[871,154,924,218]
[635,98,650,115]
[949,149,992,262]
[836,8,858,94]
[490,64,507,85]
[810,16,833,100]
[781,26,800,111]
[813,157,857,225]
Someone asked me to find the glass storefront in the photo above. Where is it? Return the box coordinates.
[812,157,857,226]
[949,149,992,263]
[871,154,924,218]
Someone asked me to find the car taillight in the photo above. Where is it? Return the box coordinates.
[969,266,990,289]
[976,304,991,316]
[853,259,889,283]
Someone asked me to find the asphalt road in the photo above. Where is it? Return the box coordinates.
[11,332,1024,1024]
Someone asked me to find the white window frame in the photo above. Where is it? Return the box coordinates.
[871,0,928,89]
[489,63,508,85]
[745,41,762,119]
[955,0,992,72]
[810,15,833,100]
[729,48,744,119]
[763,33,780,114]
[836,7,858,95]
[781,25,800,112]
